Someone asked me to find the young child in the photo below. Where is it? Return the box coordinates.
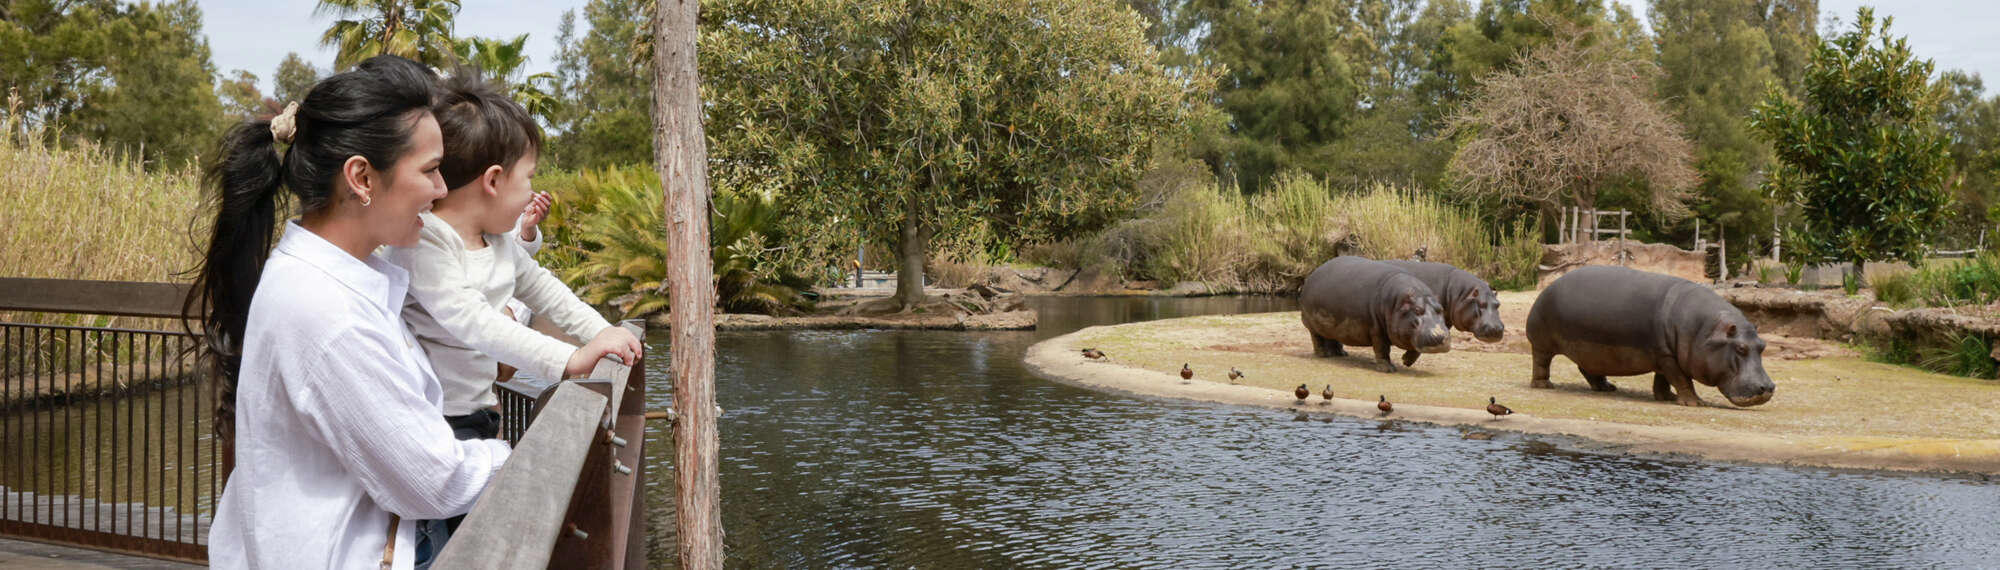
[387,70,642,442]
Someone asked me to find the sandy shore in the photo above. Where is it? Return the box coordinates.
[1022,303,2000,475]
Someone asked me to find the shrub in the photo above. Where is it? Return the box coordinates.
[548,166,815,317]
[1916,332,1998,379]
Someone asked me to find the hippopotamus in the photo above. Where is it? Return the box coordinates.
[1381,260,1506,351]
[1526,266,1776,407]
[1299,256,1452,373]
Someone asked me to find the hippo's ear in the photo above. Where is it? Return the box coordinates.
[1719,311,1739,338]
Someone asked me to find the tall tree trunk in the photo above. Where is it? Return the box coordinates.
[894,193,930,311]
[651,1,723,567]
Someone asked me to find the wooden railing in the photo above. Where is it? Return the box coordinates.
[0,278,211,563]
[1,278,652,567]
[437,320,650,569]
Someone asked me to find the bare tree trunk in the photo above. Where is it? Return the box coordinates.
[651,1,723,568]
[894,193,930,311]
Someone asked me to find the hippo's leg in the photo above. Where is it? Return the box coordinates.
[1312,333,1346,357]
[1372,338,1398,374]
[1530,349,1554,389]
[1658,366,1705,407]
[1651,373,1675,402]
[1402,349,1420,367]
[1582,371,1616,392]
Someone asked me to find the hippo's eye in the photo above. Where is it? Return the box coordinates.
[1735,344,1749,357]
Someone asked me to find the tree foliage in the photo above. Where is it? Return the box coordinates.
[1936,70,2000,247]
[702,0,1209,307]
[316,0,461,70]
[1445,23,1698,218]
[273,52,322,106]
[1651,0,1816,245]
[1749,7,1951,269]
[544,0,652,170]
[0,0,221,166]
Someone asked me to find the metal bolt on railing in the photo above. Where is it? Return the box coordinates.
[612,460,633,475]
[567,523,589,540]
[606,432,628,447]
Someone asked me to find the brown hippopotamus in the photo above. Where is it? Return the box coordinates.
[1526,266,1776,407]
[1381,260,1507,360]
[1300,256,1452,373]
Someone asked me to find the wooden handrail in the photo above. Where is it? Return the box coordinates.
[0,278,192,318]
[432,321,648,569]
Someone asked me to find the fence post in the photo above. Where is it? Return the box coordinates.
[1618,211,1627,266]
[652,0,725,568]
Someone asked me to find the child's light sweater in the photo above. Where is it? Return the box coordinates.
[387,212,614,416]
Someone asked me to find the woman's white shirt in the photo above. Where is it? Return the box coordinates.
[207,222,510,569]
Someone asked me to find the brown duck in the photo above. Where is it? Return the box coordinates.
[1081,348,1108,361]
[1228,367,1245,383]
[1486,397,1514,418]
[1321,385,1334,402]
[1180,363,1194,381]
[1377,395,1393,414]
[1294,384,1310,403]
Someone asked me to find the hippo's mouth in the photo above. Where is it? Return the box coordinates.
[1726,390,1774,407]
[1474,329,1505,343]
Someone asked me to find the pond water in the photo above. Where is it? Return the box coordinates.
[639,296,2000,567]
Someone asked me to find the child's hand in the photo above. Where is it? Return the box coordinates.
[517,191,552,242]
[563,326,644,378]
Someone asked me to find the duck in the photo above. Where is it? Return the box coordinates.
[1294,384,1310,403]
[1377,395,1392,414]
[1321,384,1334,402]
[1180,363,1194,382]
[1486,397,1514,418]
[1081,348,1108,361]
[1228,367,1244,383]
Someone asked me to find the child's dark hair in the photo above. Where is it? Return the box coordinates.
[435,68,542,189]
[183,55,439,440]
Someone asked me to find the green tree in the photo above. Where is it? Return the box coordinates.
[1749,8,1951,275]
[448,33,561,122]
[0,0,222,166]
[703,0,1209,309]
[1172,0,1364,190]
[217,69,267,118]
[273,52,321,105]
[1651,0,1817,250]
[316,0,460,70]
[1935,70,2000,248]
[545,0,651,169]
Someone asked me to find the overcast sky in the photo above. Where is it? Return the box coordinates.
[199,0,591,96]
[198,1,2000,98]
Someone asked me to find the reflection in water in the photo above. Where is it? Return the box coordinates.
[642,296,1997,567]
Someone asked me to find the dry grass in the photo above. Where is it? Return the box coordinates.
[1,118,204,330]
[1058,174,1542,291]
[1070,301,1998,441]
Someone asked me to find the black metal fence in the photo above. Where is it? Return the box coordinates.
[1,317,217,563]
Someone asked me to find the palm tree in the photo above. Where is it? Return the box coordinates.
[449,34,562,124]
[317,0,461,70]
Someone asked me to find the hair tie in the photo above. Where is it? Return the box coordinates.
[270,101,300,144]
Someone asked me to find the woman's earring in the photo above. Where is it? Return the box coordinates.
[360,195,372,207]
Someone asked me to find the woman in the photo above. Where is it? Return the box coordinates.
[186,55,509,569]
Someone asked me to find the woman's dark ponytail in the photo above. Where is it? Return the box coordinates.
[183,54,440,441]
[186,118,287,441]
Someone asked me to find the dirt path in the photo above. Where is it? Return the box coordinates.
[1023,290,2000,475]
